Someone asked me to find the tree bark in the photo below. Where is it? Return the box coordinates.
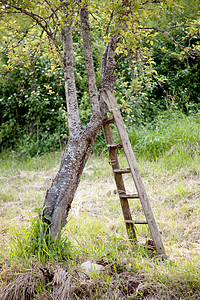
[43,120,102,238]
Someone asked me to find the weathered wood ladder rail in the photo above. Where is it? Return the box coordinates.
[102,90,166,257]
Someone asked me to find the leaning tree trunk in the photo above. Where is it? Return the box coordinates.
[42,6,116,238]
[43,120,102,238]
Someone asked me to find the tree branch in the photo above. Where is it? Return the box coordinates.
[101,37,119,90]
[80,6,100,115]
[61,26,81,132]
[1,1,62,60]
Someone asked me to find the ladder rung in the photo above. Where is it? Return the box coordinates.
[119,193,139,199]
[103,116,115,124]
[107,143,123,149]
[125,220,148,224]
[114,168,131,174]
[134,220,148,224]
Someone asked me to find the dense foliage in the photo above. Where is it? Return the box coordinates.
[0,56,67,155]
[0,0,199,156]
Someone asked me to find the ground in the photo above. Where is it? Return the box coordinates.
[0,151,200,299]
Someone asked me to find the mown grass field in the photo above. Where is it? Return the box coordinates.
[0,112,200,299]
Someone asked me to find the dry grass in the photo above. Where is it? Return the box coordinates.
[0,151,200,299]
[0,263,44,300]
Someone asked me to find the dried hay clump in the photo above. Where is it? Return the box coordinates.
[43,264,175,300]
[0,266,44,300]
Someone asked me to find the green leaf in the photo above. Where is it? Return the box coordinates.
[44,215,53,224]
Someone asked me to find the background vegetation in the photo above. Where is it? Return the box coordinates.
[0,1,199,156]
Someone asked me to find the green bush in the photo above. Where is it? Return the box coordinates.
[0,55,68,155]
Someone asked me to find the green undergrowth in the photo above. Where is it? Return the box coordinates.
[1,110,200,162]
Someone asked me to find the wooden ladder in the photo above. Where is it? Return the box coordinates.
[102,90,166,257]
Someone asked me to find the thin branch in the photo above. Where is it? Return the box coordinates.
[181,32,199,42]
[44,0,59,20]
[1,2,62,61]
[106,11,114,36]
[152,74,167,94]
[137,24,187,32]
[113,54,127,72]
[137,25,200,57]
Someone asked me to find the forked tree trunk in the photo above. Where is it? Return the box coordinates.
[42,6,116,238]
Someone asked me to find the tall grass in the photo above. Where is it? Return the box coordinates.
[127,111,200,161]
[9,210,71,265]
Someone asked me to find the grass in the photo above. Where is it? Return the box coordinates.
[127,111,200,161]
[0,112,200,299]
[9,210,71,265]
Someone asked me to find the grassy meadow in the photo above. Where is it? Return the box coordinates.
[0,112,200,299]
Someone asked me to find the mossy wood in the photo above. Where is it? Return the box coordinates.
[102,90,166,257]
